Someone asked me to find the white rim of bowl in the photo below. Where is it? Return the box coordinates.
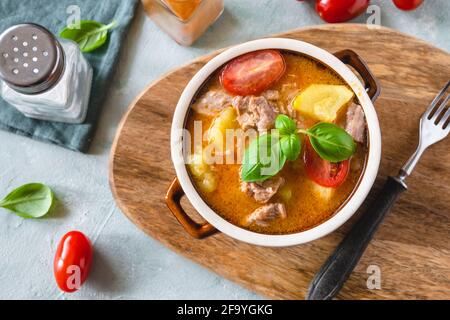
[171,38,381,247]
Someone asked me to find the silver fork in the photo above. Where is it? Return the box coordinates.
[397,81,450,184]
[307,80,450,300]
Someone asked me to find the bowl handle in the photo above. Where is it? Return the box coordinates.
[334,49,380,102]
[165,177,218,239]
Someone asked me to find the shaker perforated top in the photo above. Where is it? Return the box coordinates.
[0,23,65,94]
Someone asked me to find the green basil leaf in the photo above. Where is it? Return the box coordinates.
[280,133,301,161]
[275,114,297,135]
[59,20,116,53]
[307,123,356,162]
[241,133,286,182]
[0,183,55,218]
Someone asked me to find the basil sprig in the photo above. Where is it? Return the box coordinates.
[276,115,301,161]
[299,123,356,162]
[241,115,300,182]
[275,114,297,136]
[0,183,55,218]
[241,114,356,182]
[241,133,287,182]
[60,20,116,53]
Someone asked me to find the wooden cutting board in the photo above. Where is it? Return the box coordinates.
[109,24,450,300]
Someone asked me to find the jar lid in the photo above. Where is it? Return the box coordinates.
[0,23,65,94]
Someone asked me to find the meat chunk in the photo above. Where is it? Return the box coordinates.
[232,96,277,132]
[345,103,366,143]
[241,176,285,204]
[244,203,287,227]
[192,90,232,116]
[262,90,280,101]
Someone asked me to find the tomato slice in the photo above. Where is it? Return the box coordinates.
[54,231,93,293]
[304,138,350,188]
[220,49,286,96]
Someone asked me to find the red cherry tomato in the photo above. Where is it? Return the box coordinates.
[315,0,370,23]
[220,49,286,96]
[393,0,423,10]
[54,231,93,293]
[304,138,350,188]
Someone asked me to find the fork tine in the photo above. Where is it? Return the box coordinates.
[431,94,450,122]
[424,81,450,118]
[439,99,450,127]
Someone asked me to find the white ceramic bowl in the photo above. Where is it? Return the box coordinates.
[170,38,381,247]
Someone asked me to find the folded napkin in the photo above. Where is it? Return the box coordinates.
[0,0,138,152]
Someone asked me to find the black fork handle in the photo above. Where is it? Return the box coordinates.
[306,177,407,300]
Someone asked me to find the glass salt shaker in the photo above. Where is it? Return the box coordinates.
[0,23,93,123]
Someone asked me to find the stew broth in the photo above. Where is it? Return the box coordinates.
[185,51,367,234]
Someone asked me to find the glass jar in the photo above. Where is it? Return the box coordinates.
[0,24,93,123]
[142,0,224,46]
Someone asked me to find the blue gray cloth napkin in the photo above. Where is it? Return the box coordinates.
[0,0,138,152]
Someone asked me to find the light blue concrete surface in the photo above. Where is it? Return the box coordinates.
[0,0,448,300]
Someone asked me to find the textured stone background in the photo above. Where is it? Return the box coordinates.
[0,0,448,299]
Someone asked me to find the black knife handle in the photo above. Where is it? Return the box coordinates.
[306,177,407,300]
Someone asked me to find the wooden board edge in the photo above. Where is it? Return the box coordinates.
[108,24,450,300]
[109,20,450,261]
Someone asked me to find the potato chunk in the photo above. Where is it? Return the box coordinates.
[309,181,334,202]
[200,171,217,193]
[207,107,238,148]
[279,185,292,202]
[293,84,354,122]
[187,154,208,177]
[187,154,217,193]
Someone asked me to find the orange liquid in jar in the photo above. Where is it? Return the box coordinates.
[163,0,202,21]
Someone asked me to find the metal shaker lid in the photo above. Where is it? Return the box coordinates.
[0,23,65,94]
